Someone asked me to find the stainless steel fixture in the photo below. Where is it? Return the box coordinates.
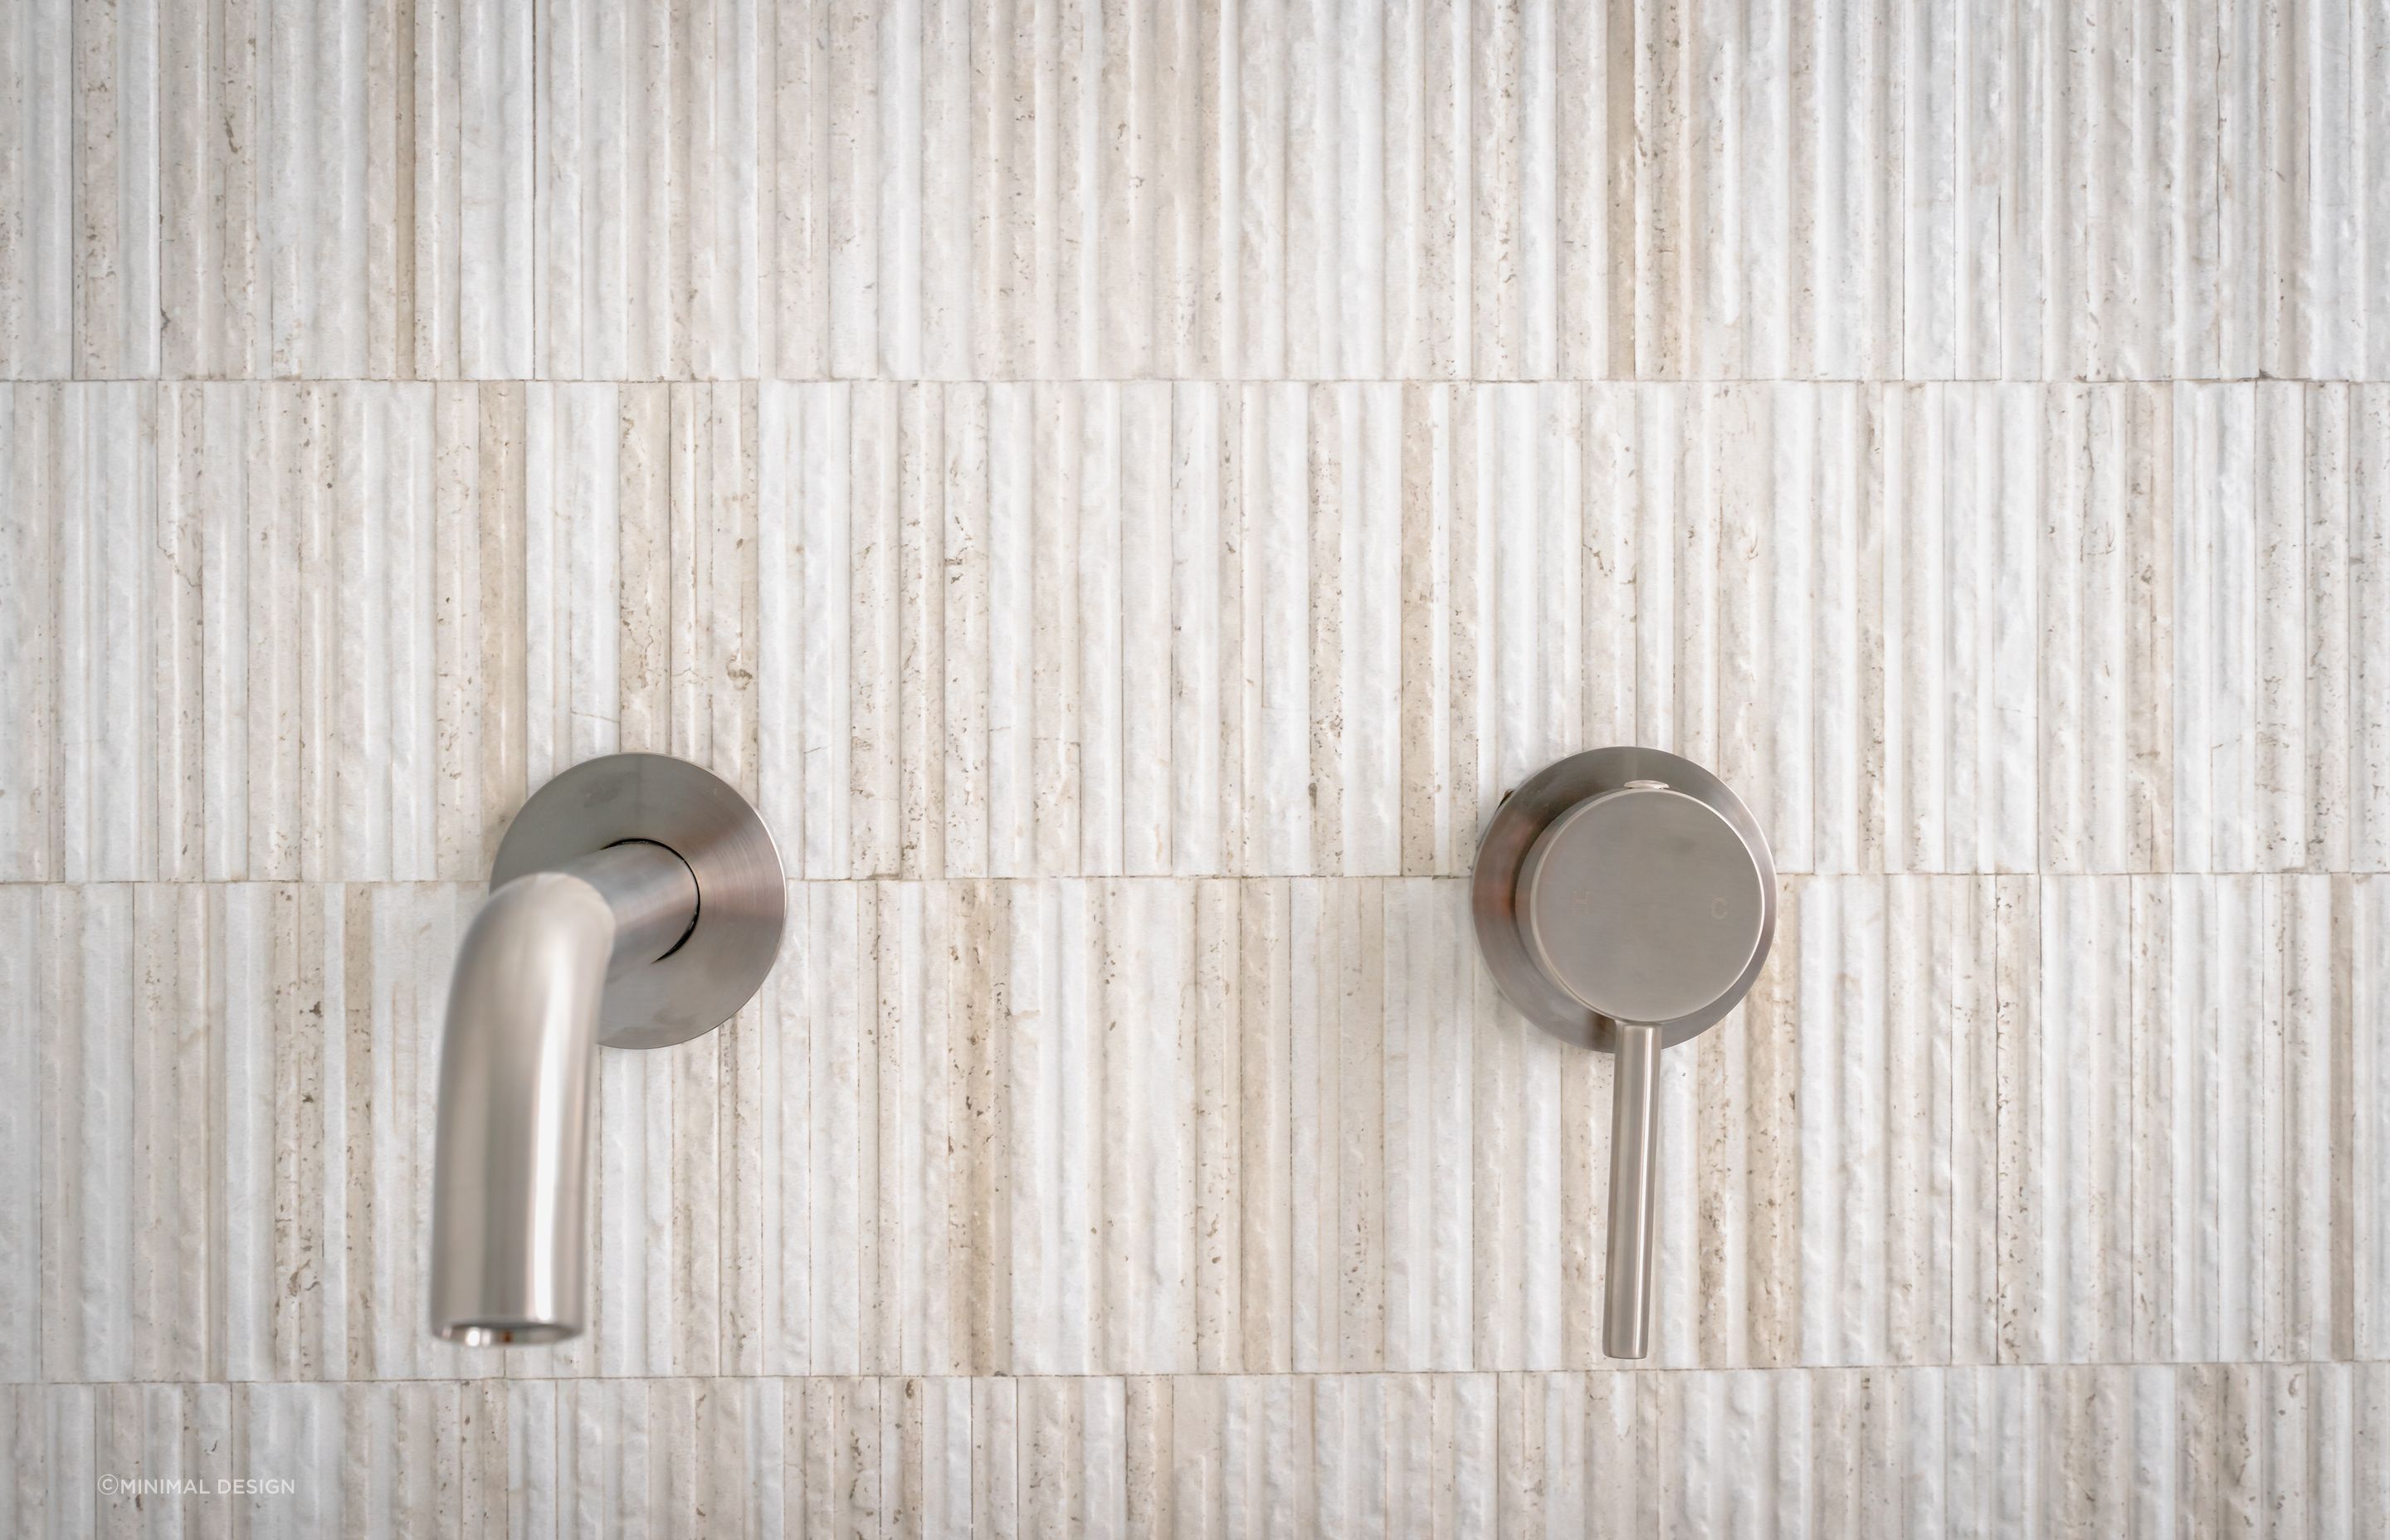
[430,753,785,1346]
[1471,747,1775,1360]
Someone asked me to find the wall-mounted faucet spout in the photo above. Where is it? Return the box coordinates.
[430,843,697,1344]
[427,754,787,1348]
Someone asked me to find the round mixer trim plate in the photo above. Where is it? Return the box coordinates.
[1469,745,1778,1054]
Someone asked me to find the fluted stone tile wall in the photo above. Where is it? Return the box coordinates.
[4,0,2390,1535]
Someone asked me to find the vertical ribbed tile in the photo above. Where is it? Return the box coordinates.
[981,384,1035,874]
[613,382,673,760]
[1495,1372,1642,1538]
[556,1379,718,1537]
[1027,387,1083,875]
[971,1374,1019,1536]
[0,0,72,378]
[2174,383,2310,872]
[2356,877,2390,1360]
[2283,874,2340,1364]
[1813,0,1904,381]
[239,1382,344,1533]
[439,0,533,377]
[842,382,901,880]
[38,885,134,1383]
[1238,879,1294,1375]
[342,884,476,1382]
[1712,383,1884,875]
[1795,875,1896,1366]
[0,388,55,877]
[1381,880,1474,1372]
[427,386,482,875]
[162,386,234,880]
[536,0,758,378]
[788,880,876,1375]
[1100,880,1199,1374]
[1472,914,1568,1372]
[1397,384,1452,876]
[668,382,759,793]
[214,884,271,1380]
[878,884,960,1375]
[1882,876,1997,1367]
[0,392,47,880]
[220,383,439,882]
[1,1386,94,1537]
[1469,383,1586,827]
[846,378,898,870]
[19,385,162,881]
[256,0,393,377]
[2311,384,2385,875]
[238,385,329,879]
[1186,879,1242,1373]
[937,383,991,875]
[2161,875,2282,1363]
[520,383,624,789]
[796,1377,886,1538]
[823,0,884,379]
[1886,383,2041,875]
[94,1383,237,1538]
[264,885,348,1381]
[2039,384,2173,875]
[1289,879,1385,1372]
[0,890,36,1381]
[1243,382,1310,874]
[1109,383,1165,874]
[343,386,439,879]
[895,383,951,879]
[757,382,831,876]
[2002,877,2139,1363]
[126,887,214,1383]
[1738,878,1807,1369]
[72,0,157,378]
[1004,880,1097,1372]
[159,0,260,378]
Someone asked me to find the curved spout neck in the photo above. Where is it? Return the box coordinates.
[428,841,697,1346]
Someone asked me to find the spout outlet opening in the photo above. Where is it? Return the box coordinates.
[437,1319,579,1348]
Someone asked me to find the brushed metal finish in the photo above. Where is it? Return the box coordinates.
[1519,787,1770,1025]
[1470,746,1776,1360]
[1471,746,1776,1053]
[429,861,637,1345]
[1602,1021,1662,1359]
[493,753,788,1050]
[430,754,785,1346]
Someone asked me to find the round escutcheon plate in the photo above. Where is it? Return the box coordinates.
[492,753,787,1050]
[1471,746,1776,1054]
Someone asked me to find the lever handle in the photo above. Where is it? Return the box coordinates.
[1602,1019,1661,1358]
[1466,748,1774,1367]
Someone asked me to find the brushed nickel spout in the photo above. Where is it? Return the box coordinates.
[428,754,785,1347]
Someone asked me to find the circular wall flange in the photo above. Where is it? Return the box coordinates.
[492,753,787,1050]
[1471,746,1776,1054]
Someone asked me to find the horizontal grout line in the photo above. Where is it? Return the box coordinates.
[14,376,2390,388]
[19,1359,2390,1390]
[3,872,2385,893]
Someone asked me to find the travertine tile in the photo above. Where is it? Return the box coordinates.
[8,1,2390,1530]
[10,0,2390,382]
[12,858,2390,1393]
[0,0,74,380]
[26,378,2390,885]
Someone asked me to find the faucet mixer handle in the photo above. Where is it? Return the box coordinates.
[1471,748,1776,1360]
